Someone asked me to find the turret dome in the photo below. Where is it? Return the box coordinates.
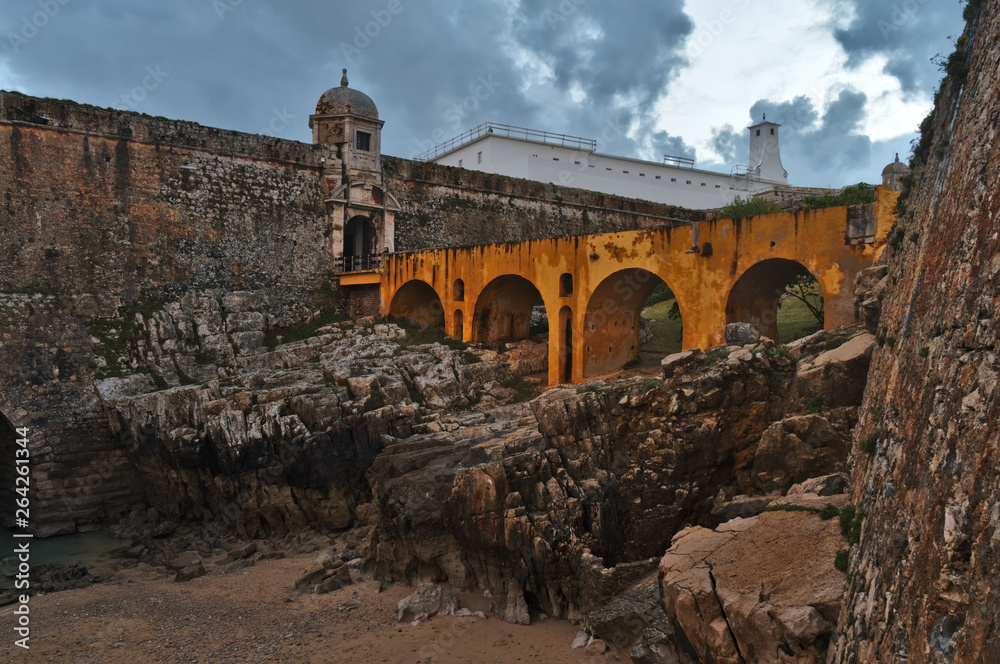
[315,69,379,120]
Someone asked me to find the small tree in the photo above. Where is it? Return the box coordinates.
[780,273,824,327]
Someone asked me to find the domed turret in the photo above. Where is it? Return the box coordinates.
[309,68,384,178]
[315,69,379,120]
[882,153,910,191]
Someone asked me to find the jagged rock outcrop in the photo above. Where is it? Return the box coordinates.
[832,3,1000,661]
[97,321,524,538]
[365,331,872,638]
[660,505,847,664]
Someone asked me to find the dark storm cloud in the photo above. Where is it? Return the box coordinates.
[831,0,965,94]
[709,125,740,165]
[1,0,693,162]
[746,91,879,186]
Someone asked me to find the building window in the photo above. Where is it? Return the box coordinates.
[715,184,721,188]
[623,170,629,174]
[477,151,482,164]
[606,168,612,171]
[671,178,677,182]
[553,157,560,161]
[655,175,661,180]
[770,128,775,135]
[756,129,761,137]
[686,180,692,185]
[640,173,646,177]
[355,131,371,151]
[701,182,706,187]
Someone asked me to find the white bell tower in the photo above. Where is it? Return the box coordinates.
[748,114,788,184]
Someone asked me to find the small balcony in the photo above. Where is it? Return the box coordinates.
[334,254,383,274]
[334,254,384,286]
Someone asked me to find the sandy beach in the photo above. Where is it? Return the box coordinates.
[1,551,628,663]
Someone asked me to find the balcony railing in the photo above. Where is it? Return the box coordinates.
[414,122,598,161]
[334,254,383,274]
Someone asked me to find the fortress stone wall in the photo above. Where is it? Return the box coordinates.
[0,91,699,531]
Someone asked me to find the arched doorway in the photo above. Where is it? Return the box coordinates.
[472,275,543,343]
[583,269,681,378]
[388,280,445,327]
[454,310,465,341]
[726,259,825,342]
[343,215,377,271]
[0,410,18,524]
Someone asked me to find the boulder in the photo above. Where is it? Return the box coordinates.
[226,541,258,560]
[793,332,875,407]
[167,551,202,571]
[175,563,206,582]
[787,473,849,496]
[660,511,846,664]
[725,322,761,345]
[396,583,460,622]
[751,414,849,493]
[660,349,699,378]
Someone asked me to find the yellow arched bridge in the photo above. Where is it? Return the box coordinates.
[379,186,897,385]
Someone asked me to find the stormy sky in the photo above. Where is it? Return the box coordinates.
[1,0,967,188]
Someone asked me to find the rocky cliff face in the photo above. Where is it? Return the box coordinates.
[364,328,872,651]
[832,2,1000,661]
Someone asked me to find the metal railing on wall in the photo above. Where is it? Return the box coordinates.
[414,122,598,161]
[333,254,384,274]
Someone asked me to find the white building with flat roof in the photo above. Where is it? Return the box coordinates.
[418,117,788,210]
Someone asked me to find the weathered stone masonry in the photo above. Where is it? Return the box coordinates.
[0,91,701,531]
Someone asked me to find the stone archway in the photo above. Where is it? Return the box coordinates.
[343,215,377,271]
[726,258,824,342]
[582,268,679,378]
[472,275,543,343]
[388,280,445,327]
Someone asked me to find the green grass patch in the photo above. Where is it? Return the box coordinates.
[396,322,467,351]
[408,389,425,405]
[839,503,867,545]
[576,384,602,395]
[638,378,662,392]
[777,290,823,343]
[639,298,683,354]
[702,347,730,365]
[719,196,782,219]
[819,504,840,520]
[803,183,876,211]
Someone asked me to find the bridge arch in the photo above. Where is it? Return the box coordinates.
[582,268,682,378]
[472,275,543,343]
[388,279,445,327]
[726,258,825,342]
